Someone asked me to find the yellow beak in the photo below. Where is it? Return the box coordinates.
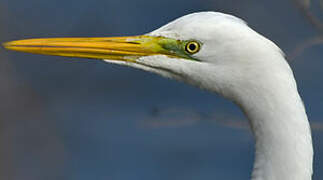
[3,35,175,62]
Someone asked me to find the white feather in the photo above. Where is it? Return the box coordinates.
[104,12,313,180]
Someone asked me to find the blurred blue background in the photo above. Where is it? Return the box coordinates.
[0,0,322,179]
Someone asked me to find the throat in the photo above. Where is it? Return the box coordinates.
[238,82,313,180]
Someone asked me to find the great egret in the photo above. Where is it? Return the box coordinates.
[3,12,313,180]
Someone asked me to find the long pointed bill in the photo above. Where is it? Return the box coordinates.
[3,35,183,62]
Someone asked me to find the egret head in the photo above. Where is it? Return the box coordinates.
[3,12,313,179]
[3,12,289,100]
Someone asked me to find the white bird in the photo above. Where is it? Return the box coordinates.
[3,12,313,180]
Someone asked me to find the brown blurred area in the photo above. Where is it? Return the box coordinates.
[0,6,66,180]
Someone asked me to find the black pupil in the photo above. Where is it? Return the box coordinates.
[189,43,196,51]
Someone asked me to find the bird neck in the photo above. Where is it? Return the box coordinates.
[237,73,313,180]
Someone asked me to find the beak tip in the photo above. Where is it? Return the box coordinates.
[2,41,19,51]
[2,41,11,49]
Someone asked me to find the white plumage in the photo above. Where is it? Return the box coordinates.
[4,11,313,180]
[105,12,313,180]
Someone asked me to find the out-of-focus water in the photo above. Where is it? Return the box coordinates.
[0,0,322,179]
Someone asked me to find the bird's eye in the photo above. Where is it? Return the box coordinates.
[185,41,200,54]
